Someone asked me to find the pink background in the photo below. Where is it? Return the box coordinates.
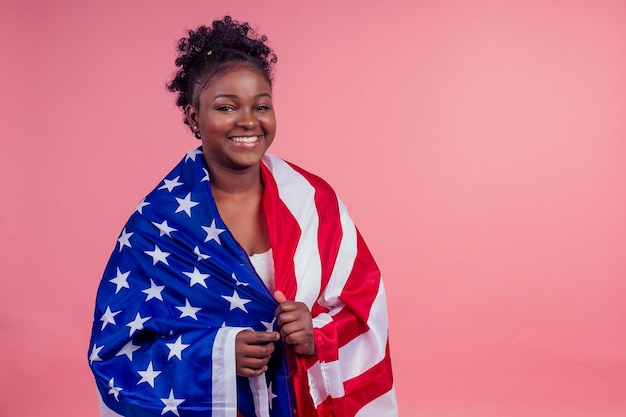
[1,0,625,416]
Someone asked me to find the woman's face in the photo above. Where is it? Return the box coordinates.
[187,66,276,172]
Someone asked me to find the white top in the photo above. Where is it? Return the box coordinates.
[249,248,275,292]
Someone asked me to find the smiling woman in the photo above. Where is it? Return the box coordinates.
[87,16,397,417]
[188,68,276,183]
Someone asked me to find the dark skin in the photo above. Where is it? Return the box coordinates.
[185,67,316,377]
[274,290,317,356]
[235,291,316,377]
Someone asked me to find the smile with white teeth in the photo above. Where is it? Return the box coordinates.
[229,136,260,143]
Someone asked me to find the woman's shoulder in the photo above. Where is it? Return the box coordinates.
[262,153,337,199]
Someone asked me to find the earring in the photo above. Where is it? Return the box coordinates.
[192,125,200,139]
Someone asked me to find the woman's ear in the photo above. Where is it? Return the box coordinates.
[185,104,202,139]
[185,104,198,128]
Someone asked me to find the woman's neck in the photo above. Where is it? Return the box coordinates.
[205,161,270,255]
[206,163,263,196]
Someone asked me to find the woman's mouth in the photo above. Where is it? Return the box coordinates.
[229,136,261,144]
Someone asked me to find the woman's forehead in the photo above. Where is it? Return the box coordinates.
[200,66,272,97]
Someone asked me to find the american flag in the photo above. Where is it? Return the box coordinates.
[88,148,397,417]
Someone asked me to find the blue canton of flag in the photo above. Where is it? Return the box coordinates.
[88,147,294,417]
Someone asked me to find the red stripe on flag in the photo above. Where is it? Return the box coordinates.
[261,163,301,301]
[288,162,343,317]
[316,343,394,417]
[332,231,382,346]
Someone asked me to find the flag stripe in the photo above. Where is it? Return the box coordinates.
[316,199,359,312]
[317,345,394,417]
[263,155,322,307]
[260,163,300,301]
[250,375,271,417]
[266,157,397,416]
[354,386,398,417]
[212,327,247,417]
[288,163,343,297]
[332,232,383,347]
[342,345,395,417]
[338,279,389,380]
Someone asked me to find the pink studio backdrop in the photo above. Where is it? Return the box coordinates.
[1,0,625,416]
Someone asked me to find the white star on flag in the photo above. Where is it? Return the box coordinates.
[108,377,123,401]
[202,219,225,245]
[126,312,151,336]
[183,267,210,288]
[231,273,249,286]
[137,361,161,388]
[221,290,252,313]
[268,381,278,410]
[201,168,210,182]
[158,176,183,192]
[144,245,170,265]
[166,336,190,360]
[175,192,199,217]
[89,344,103,364]
[261,317,276,332]
[109,267,130,294]
[176,299,201,320]
[115,340,141,361]
[152,220,177,238]
[185,148,203,162]
[117,228,133,251]
[160,389,185,417]
[142,279,165,301]
[100,306,121,330]
[193,246,210,261]
[135,198,150,214]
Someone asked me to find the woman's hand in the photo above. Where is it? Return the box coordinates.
[274,290,317,355]
[235,330,280,377]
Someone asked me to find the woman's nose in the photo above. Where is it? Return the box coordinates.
[236,109,257,129]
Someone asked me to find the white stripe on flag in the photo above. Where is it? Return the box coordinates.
[354,385,398,417]
[306,357,347,407]
[307,278,389,404]
[317,198,358,312]
[263,155,322,307]
[306,361,326,407]
[311,312,333,330]
[212,327,250,417]
[338,279,389,380]
[249,374,270,417]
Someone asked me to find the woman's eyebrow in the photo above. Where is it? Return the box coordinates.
[213,92,272,100]
[214,93,238,99]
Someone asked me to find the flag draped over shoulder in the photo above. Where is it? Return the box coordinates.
[88,148,397,417]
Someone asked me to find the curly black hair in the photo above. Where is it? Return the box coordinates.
[167,16,278,135]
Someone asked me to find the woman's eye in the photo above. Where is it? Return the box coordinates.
[216,105,235,112]
[256,104,271,111]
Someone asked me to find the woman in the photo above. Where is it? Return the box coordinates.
[88,16,397,417]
